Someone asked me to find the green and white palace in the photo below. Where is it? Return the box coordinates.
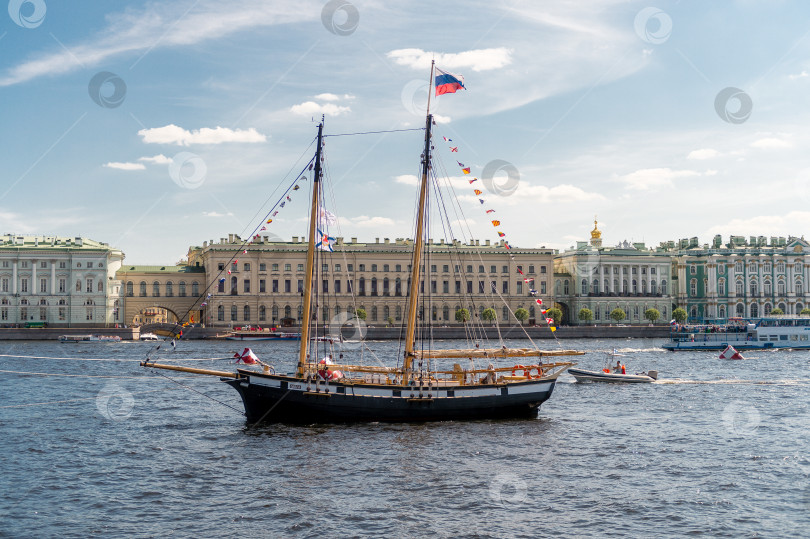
[673,235,810,321]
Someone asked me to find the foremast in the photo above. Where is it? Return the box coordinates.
[403,64,436,374]
[297,120,324,378]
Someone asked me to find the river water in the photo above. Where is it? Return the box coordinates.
[1,338,808,538]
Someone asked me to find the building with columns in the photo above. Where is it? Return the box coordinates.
[186,234,555,328]
[116,264,206,325]
[0,235,125,326]
[672,234,810,320]
[553,220,673,325]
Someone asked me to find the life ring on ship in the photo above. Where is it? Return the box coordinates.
[511,364,527,377]
[528,366,544,379]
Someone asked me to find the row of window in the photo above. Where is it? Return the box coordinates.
[587,266,661,275]
[0,277,103,294]
[691,302,805,319]
[579,279,667,295]
[218,262,547,275]
[216,276,547,296]
[215,304,543,323]
[0,300,120,321]
[126,281,200,297]
[689,277,805,297]
[0,261,103,269]
[587,305,669,321]
[690,261,804,275]
[557,279,667,295]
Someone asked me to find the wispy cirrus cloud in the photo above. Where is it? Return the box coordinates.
[0,1,319,87]
[138,125,266,146]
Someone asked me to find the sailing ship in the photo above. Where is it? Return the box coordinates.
[142,63,583,422]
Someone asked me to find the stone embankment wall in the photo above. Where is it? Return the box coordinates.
[0,325,670,340]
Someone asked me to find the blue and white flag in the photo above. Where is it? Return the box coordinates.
[316,229,336,252]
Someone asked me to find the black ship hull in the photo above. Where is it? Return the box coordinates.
[224,370,558,423]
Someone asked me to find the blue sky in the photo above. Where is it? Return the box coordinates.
[2,0,810,264]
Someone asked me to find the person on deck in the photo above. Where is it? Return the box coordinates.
[614,360,622,373]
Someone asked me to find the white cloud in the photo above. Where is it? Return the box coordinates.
[314,93,354,101]
[451,218,474,227]
[750,137,792,149]
[138,154,173,164]
[789,70,809,80]
[341,215,396,228]
[707,211,810,238]
[202,211,234,218]
[386,47,513,72]
[616,168,700,190]
[395,174,418,186]
[433,114,452,124]
[104,162,145,171]
[458,183,603,206]
[290,101,351,117]
[687,148,720,160]
[519,184,604,203]
[705,169,719,176]
[138,125,266,146]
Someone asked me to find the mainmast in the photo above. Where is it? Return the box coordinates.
[297,120,324,378]
[403,62,436,373]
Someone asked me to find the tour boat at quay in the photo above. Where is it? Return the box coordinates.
[663,316,810,351]
[59,335,122,343]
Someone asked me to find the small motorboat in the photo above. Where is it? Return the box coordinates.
[719,345,744,360]
[139,333,160,341]
[569,350,658,383]
[568,368,658,383]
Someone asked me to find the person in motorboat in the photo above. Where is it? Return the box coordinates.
[613,360,625,374]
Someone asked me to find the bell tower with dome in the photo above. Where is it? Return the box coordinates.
[590,216,602,248]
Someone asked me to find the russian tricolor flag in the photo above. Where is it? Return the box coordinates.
[435,67,465,96]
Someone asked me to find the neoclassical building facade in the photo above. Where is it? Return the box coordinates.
[186,234,555,328]
[0,235,124,326]
[673,235,810,320]
[553,221,673,325]
[116,264,206,325]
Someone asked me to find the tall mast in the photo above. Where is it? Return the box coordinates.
[404,62,435,372]
[297,120,324,378]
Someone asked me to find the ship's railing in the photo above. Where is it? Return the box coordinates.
[669,332,753,343]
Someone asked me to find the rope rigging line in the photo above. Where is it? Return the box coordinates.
[432,129,565,353]
[430,154,491,346]
[146,368,245,415]
[145,146,318,359]
[324,127,425,138]
[0,388,177,409]
[0,369,173,379]
[0,354,235,362]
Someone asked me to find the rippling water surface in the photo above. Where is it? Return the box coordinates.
[1,337,809,538]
